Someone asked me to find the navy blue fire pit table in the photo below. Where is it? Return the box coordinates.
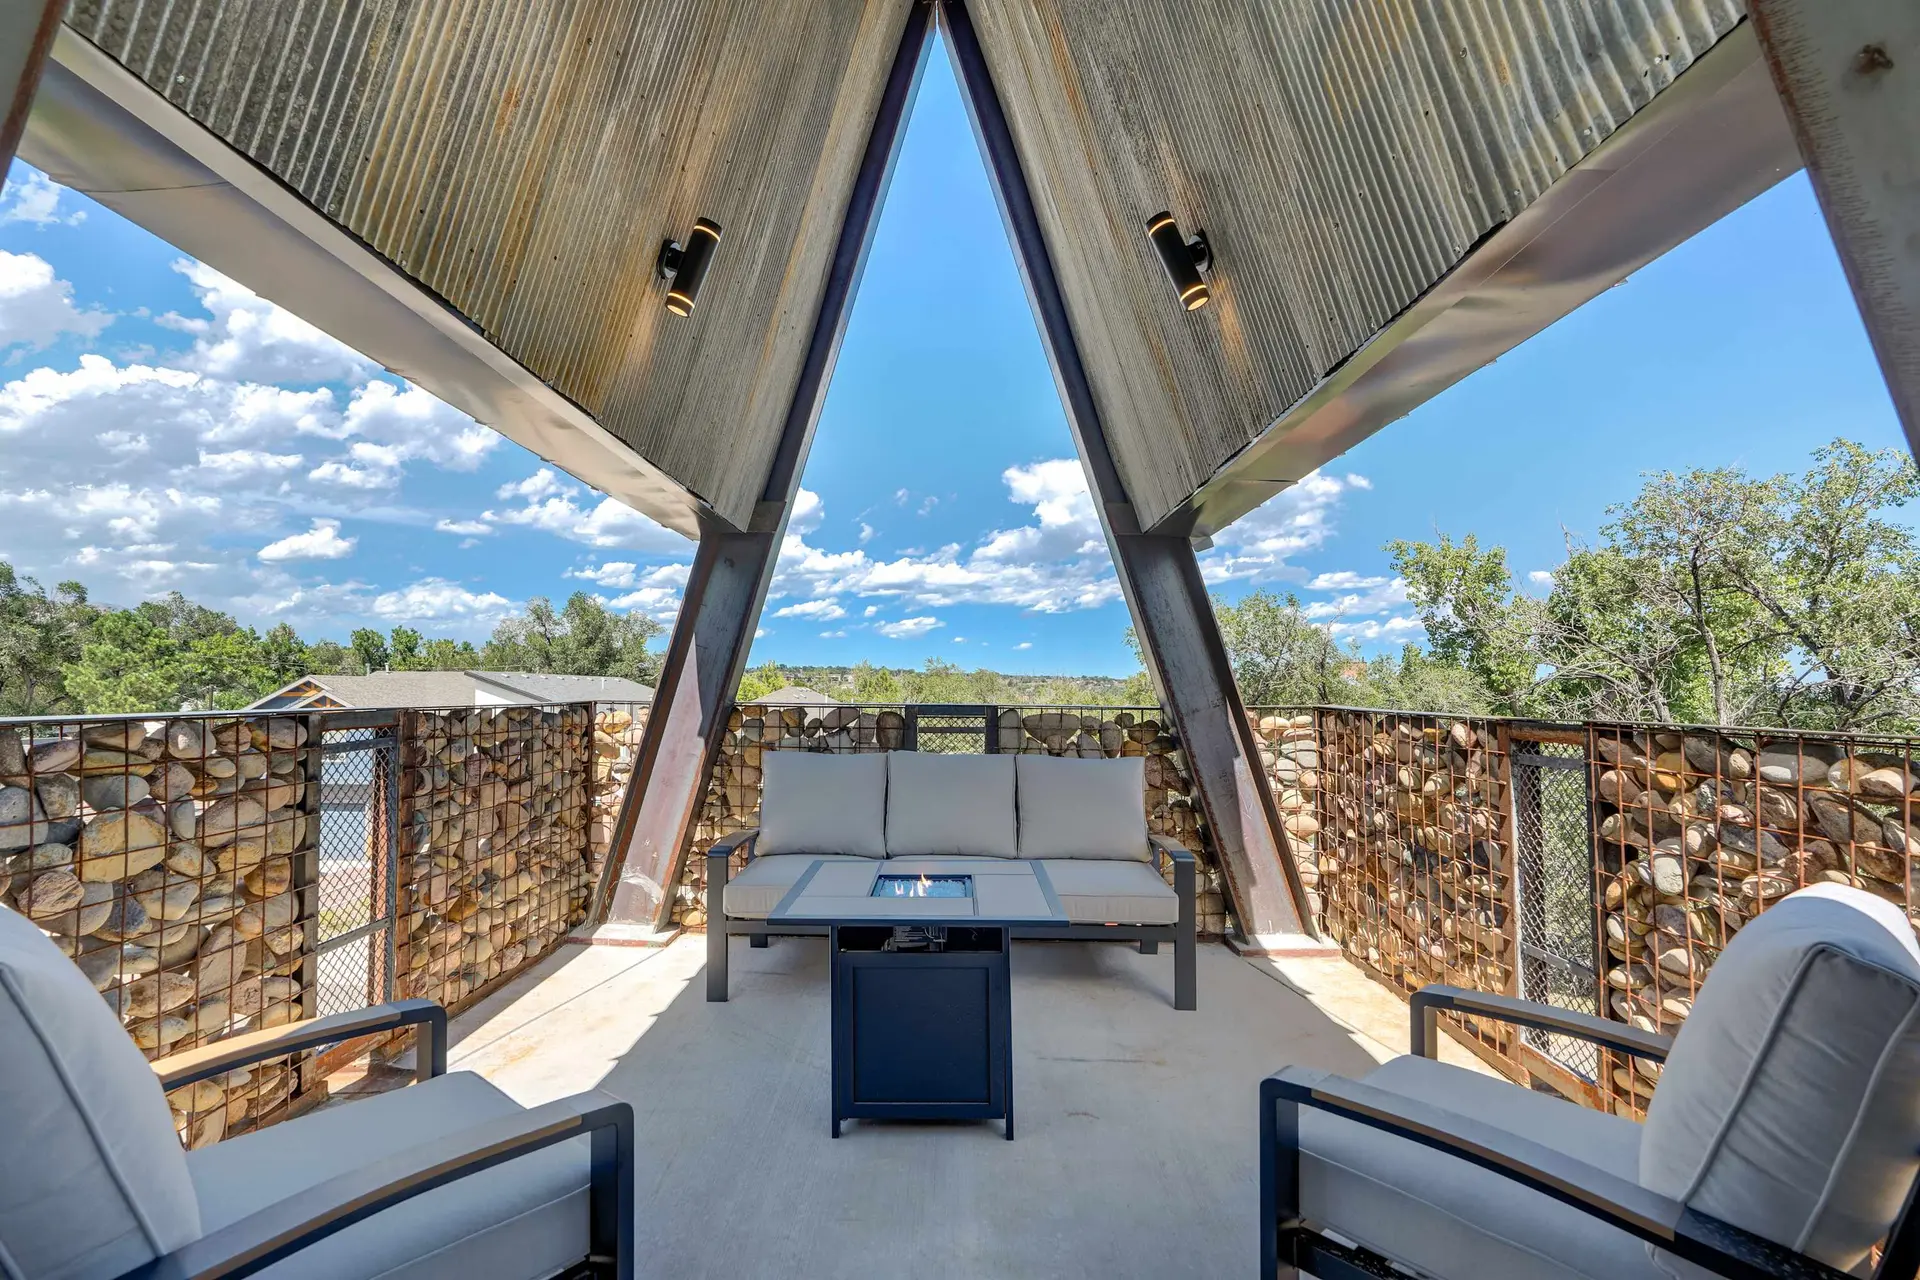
[768,858,1067,1139]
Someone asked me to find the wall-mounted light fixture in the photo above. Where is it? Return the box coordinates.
[657,218,724,317]
[1145,211,1211,311]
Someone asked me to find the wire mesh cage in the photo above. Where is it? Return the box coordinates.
[0,711,323,1147]
[1511,735,1601,1083]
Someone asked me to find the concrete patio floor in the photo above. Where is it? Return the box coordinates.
[431,935,1492,1278]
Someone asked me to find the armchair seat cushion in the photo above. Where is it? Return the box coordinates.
[1034,859,1178,925]
[721,854,868,919]
[187,1071,590,1280]
[1299,1055,1662,1280]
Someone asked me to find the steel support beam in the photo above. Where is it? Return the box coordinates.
[942,0,1318,945]
[1749,2,1920,462]
[602,1,936,930]
[0,0,62,171]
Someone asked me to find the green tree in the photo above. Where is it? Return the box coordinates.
[482,594,662,682]
[258,623,310,691]
[849,661,903,702]
[419,637,481,668]
[349,628,391,674]
[306,639,351,673]
[387,626,426,670]
[736,661,786,701]
[62,594,274,712]
[0,561,96,714]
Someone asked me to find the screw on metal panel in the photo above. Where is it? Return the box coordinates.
[1853,44,1894,76]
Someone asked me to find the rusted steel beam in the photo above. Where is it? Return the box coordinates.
[1750,1,1920,462]
[942,0,1317,945]
[0,0,62,171]
[602,2,937,930]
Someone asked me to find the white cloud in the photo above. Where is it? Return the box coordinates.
[308,458,394,490]
[339,380,497,470]
[1,166,85,227]
[602,563,690,622]
[858,522,874,543]
[1528,569,1556,586]
[258,518,355,562]
[1199,469,1366,584]
[820,629,847,638]
[1329,615,1424,643]
[173,259,372,385]
[789,488,823,534]
[368,578,513,622]
[0,251,111,349]
[496,469,567,501]
[197,448,303,480]
[876,616,943,639]
[486,468,687,553]
[1013,642,1032,650]
[1306,570,1386,591]
[435,518,491,536]
[1302,577,1408,620]
[98,430,149,455]
[773,598,845,621]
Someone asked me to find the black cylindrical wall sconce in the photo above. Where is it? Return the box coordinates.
[658,217,724,317]
[1145,211,1211,311]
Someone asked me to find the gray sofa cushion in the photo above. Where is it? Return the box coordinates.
[758,751,887,858]
[188,1071,590,1279]
[0,903,201,1280]
[1016,756,1150,861]
[1640,883,1920,1272]
[721,854,868,919]
[1035,859,1177,924]
[1300,1055,1662,1280]
[884,752,1017,857]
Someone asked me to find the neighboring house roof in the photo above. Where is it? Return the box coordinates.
[249,671,654,710]
[751,685,839,706]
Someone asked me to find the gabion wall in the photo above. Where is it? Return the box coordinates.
[678,704,1230,936]
[1,714,319,1148]
[587,704,648,887]
[1591,725,1920,1118]
[1263,708,1523,1073]
[394,705,594,1012]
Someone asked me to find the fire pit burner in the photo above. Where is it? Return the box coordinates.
[871,874,973,899]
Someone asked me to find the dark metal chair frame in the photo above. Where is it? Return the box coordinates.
[1259,984,1920,1280]
[127,998,635,1280]
[705,830,1197,1010]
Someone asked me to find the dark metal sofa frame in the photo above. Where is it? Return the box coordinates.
[1259,984,1920,1280]
[705,830,1197,1010]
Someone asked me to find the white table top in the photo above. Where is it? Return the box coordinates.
[767,857,1068,927]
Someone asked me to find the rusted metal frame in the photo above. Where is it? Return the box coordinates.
[1749,3,1920,461]
[295,715,324,1030]
[600,2,937,930]
[940,0,1314,944]
[0,0,62,171]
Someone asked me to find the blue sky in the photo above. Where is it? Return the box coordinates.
[0,36,1904,677]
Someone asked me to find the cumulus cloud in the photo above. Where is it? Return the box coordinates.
[876,616,943,639]
[1528,569,1556,587]
[368,578,513,622]
[172,259,372,385]
[0,251,111,349]
[258,518,355,562]
[1013,641,1032,650]
[485,468,686,553]
[435,518,491,536]
[773,598,845,621]
[1303,577,1408,620]
[1328,616,1424,643]
[197,448,303,480]
[1,166,85,227]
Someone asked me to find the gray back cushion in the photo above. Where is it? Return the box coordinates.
[1639,883,1920,1270]
[1016,755,1150,861]
[884,752,1017,857]
[757,751,888,858]
[0,904,201,1278]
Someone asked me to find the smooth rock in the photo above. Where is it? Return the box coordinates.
[81,773,152,812]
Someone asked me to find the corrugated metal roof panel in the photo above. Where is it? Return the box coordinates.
[64,0,910,528]
[965,0,1746,528]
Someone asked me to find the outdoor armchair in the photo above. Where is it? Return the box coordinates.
[1260,884,1920,1280]
[0,903,633,1280]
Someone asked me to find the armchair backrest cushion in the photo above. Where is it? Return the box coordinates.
[0,904,201,1279]
[1015,755,1150,861]
[757,750,888,858]
[884,751,1017,857]
[1639,883,1920,1271]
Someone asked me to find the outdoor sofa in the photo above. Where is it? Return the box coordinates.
[0,902,633,1280]
[706,749,1197,1009]
[1260,882,1920,1280]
